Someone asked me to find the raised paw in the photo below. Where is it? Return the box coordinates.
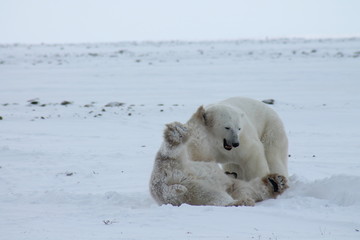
[263,174,289,197]
[164,122,190,146]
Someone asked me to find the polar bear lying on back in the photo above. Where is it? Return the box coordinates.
[186,97,289,181]
[149,122,288,206]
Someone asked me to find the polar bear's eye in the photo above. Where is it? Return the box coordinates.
[225,127,230,130]
[238,128,241,131]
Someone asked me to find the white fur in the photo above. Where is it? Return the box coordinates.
[149,122,288,206]
[187,97,289,181]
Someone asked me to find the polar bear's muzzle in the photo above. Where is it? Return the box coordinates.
[223,139,239,151]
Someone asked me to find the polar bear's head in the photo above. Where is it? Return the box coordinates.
[194,105,244,151]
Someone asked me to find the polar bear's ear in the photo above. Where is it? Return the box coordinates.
[194,106,213,127]
[194,106,207,125]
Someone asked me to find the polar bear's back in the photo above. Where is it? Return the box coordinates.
[219,97,283,128]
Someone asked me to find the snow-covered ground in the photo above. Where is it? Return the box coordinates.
[1,38,360,239]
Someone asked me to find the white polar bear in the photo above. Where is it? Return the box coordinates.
[149,122,288,206]
[186,97,288,181]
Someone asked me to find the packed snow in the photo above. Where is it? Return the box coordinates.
[1,38,360,239]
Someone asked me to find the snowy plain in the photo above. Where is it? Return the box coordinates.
[1,38,360,239]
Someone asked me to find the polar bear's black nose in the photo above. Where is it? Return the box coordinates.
[232,142,239,148]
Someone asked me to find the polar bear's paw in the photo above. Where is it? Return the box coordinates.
[164,122,190,146]
[263,174,288,197]
[227,198,255,207]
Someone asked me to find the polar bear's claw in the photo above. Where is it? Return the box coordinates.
[264,174,288,197]
[268,177,279,192]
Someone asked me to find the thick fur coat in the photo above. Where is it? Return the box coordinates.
[149,122,288,206]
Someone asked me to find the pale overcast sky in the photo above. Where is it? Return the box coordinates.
[1,0,359,43]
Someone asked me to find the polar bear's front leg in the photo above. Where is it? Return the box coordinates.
[241,140,271,180]
[230,174,288,204]
[223,140,270,181]
[150,122,192,206]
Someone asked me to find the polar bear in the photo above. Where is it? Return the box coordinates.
[186,97,288,181]
[149,121,288,206]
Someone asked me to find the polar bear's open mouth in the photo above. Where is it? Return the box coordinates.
[223,139,233,151]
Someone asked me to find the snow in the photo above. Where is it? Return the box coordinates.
[1,38,360,239]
